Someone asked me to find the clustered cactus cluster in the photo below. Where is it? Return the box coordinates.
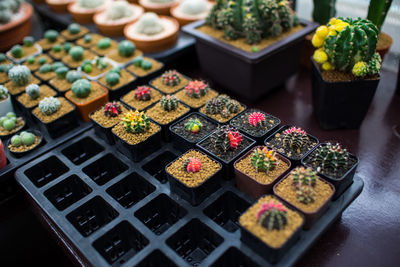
[185,118,203,134]
[39,97,61,115]
[290,167,318,204]
[282,126,308,150]
[162,70,181,86]
[8,65,31,86]
[135,86,152,101]
[248,112,267,127]
[160,95,179,111]
[312,143,349,173]
[205,94,241,118]
[105,68,121,86]
[257,200,288,231]
[132,56,152,70]
[0,0,23,24]
[206,0,299,44]
[251,147,279,173]
[26,84,40,100]
[0,112,17,131]
[104,101,122,117]
[123,110,150,133]
[11,131,36,147]
[312,17,382,77]
[183,157,202,173]
[184,80,209,98]
[71,79,91,98]
[211,125,242,152]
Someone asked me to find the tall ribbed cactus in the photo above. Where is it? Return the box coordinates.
[206,0,298,44]
[367,0,393,32]
[312,0,336,25]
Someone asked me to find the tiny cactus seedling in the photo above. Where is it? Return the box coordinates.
[160,95,179,111]
[11,45,23,58]
[212,125,242,152]
[8,65,31,86]
[38,57,47,65]
[248,112,266,127]
[69,46,84,62]
[52,62,65,72]
[97,38,111,49]
[184,80,209,98]
[118,40,135,57]
[0,53,6,62]
[0,85,9,100]
[23,36,34,47]
[39,64,52,74]
[257,201,288,231]
[135,86,152,101]
[68,23,81,35]
[26,84,40,100]
[123,110,150,133]
[44,30,59,43]
[141,60,152,70]
[55,67,69,79]
[105,72,120,86]
[39,97,61,115]
[183,157,202,173]
[251,147,279,173]
[133,56,143,67]
[313,143,349,173]
[84,34,92,43]
[291,167,318,188]
[71,79,91,98]
[162,70,181,86]
[185,118,203,134]
[66,70,81,83]
[282,126,308,150]
[104,101,122,117]
[63,42,72,53]
[52,44,62,53]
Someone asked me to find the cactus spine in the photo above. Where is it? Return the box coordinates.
[8,65,31,86]
[257,200,288,231]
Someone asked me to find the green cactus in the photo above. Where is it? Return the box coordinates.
[52,44,62,53]
[97,38,111,49]
[69,46,84,61]
[38,57,47,65]
[23,36,34,47]
[44,30,59,43]
[185,118,203,133]
[141,60,152,70]
[312,143,349,173]
[282,126,308,150]
[8,65,31,86]
[0,85,9,100]
[105,72,120,86]
[55,67,69,79]
[71,79,91,98]
[160,95,179,111]
[367,0,393,32]
[205,97,223,115]
[26,84,40,99]
[291,167,317,188]
[251,147,279,173]
[161,70,181,86]
[39,64,52,74]
[296,186,316,204]
[53,62,66,72]
[123,110,150,133]
[68,23,81,35]
[66,70,81,83]
[0,53,6,62]
[133,56,143,67]
[63,42,72,53]
[27,56,35,65]
[257,201,288,231]
[226,99,240,113]
[312,0,336,25]
[11,45,23,58]
[118,40,135,57]
[0,64,13,74]
[39,97,61,115]
[109,67,121,75]
[84,34,92,43]
[211,125,242,152]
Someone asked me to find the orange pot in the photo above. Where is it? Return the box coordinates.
[170,1,214,27]
[68,1,108,24]
[138,0,179,15]
[124,16,179,53]
[46,0,73,13]
[65,82,109,122]
[0,3,33,52]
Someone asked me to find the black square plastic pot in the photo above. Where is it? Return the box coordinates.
[301,143,359,200]
[98,75,137,101]
[196,132,256,180]
[61,136,104,165]
[170,112,218,153]
[6,129,45,158]
[182,20,318,102]
[311,60,380,129]
[264,125,319,167]
[136,250,177,267]
[112,122,162,162]
[211,247,261,267]
[142,150,180,184]
[230,109,281,144]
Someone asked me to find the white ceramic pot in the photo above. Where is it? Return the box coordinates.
[0,96,15,117]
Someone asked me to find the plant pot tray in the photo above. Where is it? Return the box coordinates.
[15,128,363,267]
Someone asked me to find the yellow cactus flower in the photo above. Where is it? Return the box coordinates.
[352,62,368,77]
[329,18,341,25]
[328,29,337,36]
[311,34,324,48]
[335,22,349,32]
[316,26,329,39]
[313,49,328,64]
[322,62,333,71]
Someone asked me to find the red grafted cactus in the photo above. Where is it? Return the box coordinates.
[248,112,266,127]
[104,101,122,117]
[283,126,308,149]
[184,157,202,173]
[257,200,288,231]
[162,70,181,86]
[135,86,152,101]
[212,125,243,152]
[185,80,209,98]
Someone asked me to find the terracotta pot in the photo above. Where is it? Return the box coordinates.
[376,32,393,61]
[0,3,33,52]
[68,1,108,24]
[124,16,179,53]
[65,82,109,122]
[46,0,73,13]
[94,4,144,36]
[170,1,214,27]
[138,0,179,15]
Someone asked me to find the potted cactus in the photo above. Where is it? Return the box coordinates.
[174,80,218,110]
[0,85,14,117]
[126,55,164,83]
[49,42,73,60]
[34,62,59,82]
[7,130,43,157]
[112,110,162,161]
[0,62,13,84]
[94,0,144,36]
[107,40,143,66]
[239,196,304,263]
[60,23,90,41]
[79,57,113,80]
[120,85,163,111]
[76,33,104,48]
[68,0,111,24]
[146,94,190,141]
[62,45,96,68]
[302,142,358,199]
[170,0,214,27]
[0,111,25,139]
[138,0,179,16]
[273,166,335,229]
[37,29,65,51]
[89,101,129,144]
[22,54,53,71]
[199,94,245,124]
[166,149,222,206]
[49,69,82,94]
[98,67,137,99]
[91,37,118,56]
[234,146,291,199]
[5,65,40,96]
[150,69,190,94]
[311,17,382,129]
[65,79,109,122]
[183,0,317,101]
[46,0,74,13]
[7,36,41,63]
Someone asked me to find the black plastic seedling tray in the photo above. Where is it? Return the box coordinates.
[15,128,363,267]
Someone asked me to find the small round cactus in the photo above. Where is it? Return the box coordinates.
[0,53,6,62]
[109,67,121,75]
[11,135,22,147]
[160,95,178,111]
[8,65,31,86]
[257,201,288,231]
[133,56,144,67]
[205,98,223,115]
[63,42,72,53]
[123,110,150,133]
[141,60,152,70]
[81,61,93,73]
[71,79,91,98]
[135,86,151,101]
[185,118,202,134]
[212,125,242,152]
[118,40,135,57]
[104,101,122,117]
[27,56,35,65]
[52,62,65,71]
[44,30,59,43]
[105,72,120,86]
[84,34,92,43]
[313,143,349,173]
[23,36,34,47]
[184,157,202,173]
[52,44,62,53]
[251,147,279,173]
[97,38,111,49]
[11,45,23,58]
[26,84,40,100]
[96,57,108,70]
[136,12,164,35]
[2,118,15,131]
[248,112,266,127]
[0,85,9,100]
[21,132,36,146]
[55,67,69,79]
[184,80,209,98]
[282,127,308,150]
[0,64,13,74]
[66,70,81,83]
[38,57,47,65]
[296,185,316,204]
[68,23,81,35]
[162,70,181,86]
[39,64,52,74]
[69,46,84,61]
[39,97,61,115]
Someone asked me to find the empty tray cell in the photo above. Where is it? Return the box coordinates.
[142,151,178,184]
[61,137,104,165]
[166,218,223,266]
[93,221,149,265]
[44,175,92,211]
[24,156,69,188]
[211,247,260,267]
[203,191,250,233]
[67,196,119,237]
[83,154,128,186]
[135,250,178,267]
[106,172,155,209]
[135,194,187,235]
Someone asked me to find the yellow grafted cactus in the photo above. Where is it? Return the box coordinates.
[316,26,328,39]
[322,62,334,71]
[313,48,328,64]
[352,62,369,77]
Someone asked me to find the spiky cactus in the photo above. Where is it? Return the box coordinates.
[8,65,31,86]
[184,80,209,98]
[291,167,317,188]
[39,64,52,74]
[211,125,242,152]
[282,126,308,150]
[185,118,203,133]
[68,23,81,35]
[160,95,178,111]
[205,97,224,115]
[226,99,240,113]
[135,86,152,101]
[183,157,202,173]
[257,201,288,231]
[123,110,150,133]
[207,0,298,44]
[312,143,349,173]
[248,112,266,127]
[55,67,69,79]
[0,85,9,100]
[26,84,40,100]
[104,101,122,117]
[251,147,279,173]
[97,38,111,49]
[39,97,61,115]
[367,0,393,32]
[162,70,181,86]
[71,79,91,98]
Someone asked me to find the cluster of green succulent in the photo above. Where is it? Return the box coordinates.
[0,112,18,131]
[71,79,91,98]
[257,200,288,231]
[251,147,279,173]
[312,143,349,174]
[291,167,318,204]
[0,0,23,24]
[10,131,36,148]
[160,95,179,111]
[81,57,108,74]
[132,56,152,70]
[38,61,66,75]
[205,94,240,118]
[105,68,122,86]
[39,97,61,116]
[123,110,150,133]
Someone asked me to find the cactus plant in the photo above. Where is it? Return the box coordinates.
[160,95,179,111]
[257,200,288,231]
[0,53,6,62]
[84,34,92,43]
[185,80,209,98]
[68,23,81,35]
[123,110,150,133]
[226,99,240,113]
[312,143,349,173]
[141,60,152,70]
[291,167,317,188]
[66,70,81,83]
[180,0,208,15]
[136,12,164,35]
[105,72,120,86]
[39,64,52,74]
[96,57,108,70]
[135,86,152,101]
[106,0,133,20]
[26,56,35,65]
[97,37,111,49]
[52,62,65,72]
[367,0,393,32]
[11,45,23,58]
[0,85,9,100]
[23,36,34,47]
[104,101,122,117]
[78,0,105,9]
[0,64,13,74]
[282,127,308,150]
[212,125,242,152]
[118,40,135,57]
[109,67,121,75]
[162,70,181,86]
[69,46,84,61]
[133,56,144,67]
[185,118,203,134]
[38,57,47,65]
[206,0,298,44]
[248,112,266,127]
[71,79,91,98]
[184,157,202,173]
[296,185,316,204]
[312,0,336,25]
[8,65,31,86]
[20,131,36,146]
[10,134,22,147]
[205,97,223,115]
[26,84,40,100]
[39,97,61,115]
[52,44,62,53]
[251,147,279,173]
[44,30,59,43]
[55,67,69,79]
[64,42,73,53]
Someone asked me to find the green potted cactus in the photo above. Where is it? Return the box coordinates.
[7,36,41,63]
[0,111,25,139]
[60,23,90,41]
[7,130,43,157]
[182,0,317,101]
[120,85,163,112]
[37,29,65,51]
[98,67,137,99]
[22,54,53,72]
[62,45,96,68]
[0,61,13,84]
[79,57,113,80]
[5,65,40,96]
[0,85,14,117]
[90,37,118,56]
[49,69,82,94]
[126,55,164,83]
[150,69,190,94]
[107,40,143,66]
[310,17,382,129]
[199,94,245,124]
[49,42,73,60]
[76,33,104,49]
